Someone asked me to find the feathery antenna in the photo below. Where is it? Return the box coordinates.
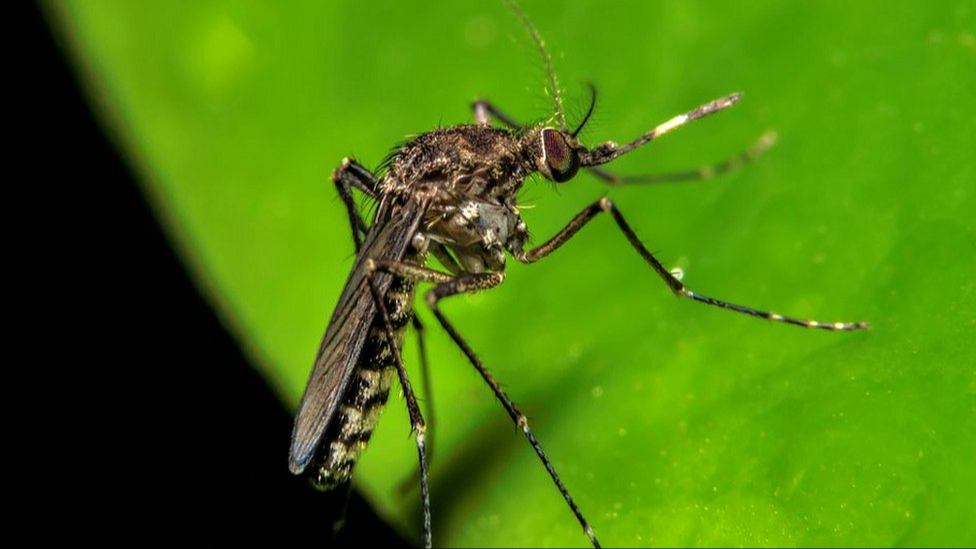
[504,0,567,131]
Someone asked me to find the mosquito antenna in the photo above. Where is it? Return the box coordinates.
[572,83,597,138]
[505,0,567,131]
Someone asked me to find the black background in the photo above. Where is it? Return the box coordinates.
[26,3,409,546]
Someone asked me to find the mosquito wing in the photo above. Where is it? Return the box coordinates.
[289,194,429,474]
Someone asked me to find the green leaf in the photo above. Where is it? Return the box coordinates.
[51,0,974,546]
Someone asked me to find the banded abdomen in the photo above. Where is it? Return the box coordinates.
[311,274,416,490]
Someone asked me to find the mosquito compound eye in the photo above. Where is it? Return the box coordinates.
[541,128,580,183]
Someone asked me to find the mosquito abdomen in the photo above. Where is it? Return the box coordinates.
[310,274,417,490]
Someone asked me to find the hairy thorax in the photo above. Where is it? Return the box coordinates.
[384,125,533,273]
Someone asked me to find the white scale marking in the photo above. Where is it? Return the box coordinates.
[654,114,689,137]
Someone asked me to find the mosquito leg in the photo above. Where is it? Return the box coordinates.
[587,130,778,185]
[516,197,870,331]
[472,99,524,130]
[363,266,432,548]
[396,314,437,495]
[332,157,379,252]
[364,258,601,546]
[423,271,602,549]
[413,316,436,462]
[366,259,454,285]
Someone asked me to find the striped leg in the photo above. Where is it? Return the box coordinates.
[516,197,870,331]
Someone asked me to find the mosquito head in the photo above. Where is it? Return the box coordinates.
[533,84,599,184]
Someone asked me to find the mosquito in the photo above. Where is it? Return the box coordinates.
[288,4,869,547]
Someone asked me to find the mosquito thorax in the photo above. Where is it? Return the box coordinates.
[384,124,532,274]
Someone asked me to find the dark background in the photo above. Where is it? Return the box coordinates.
[27,3,408,546]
